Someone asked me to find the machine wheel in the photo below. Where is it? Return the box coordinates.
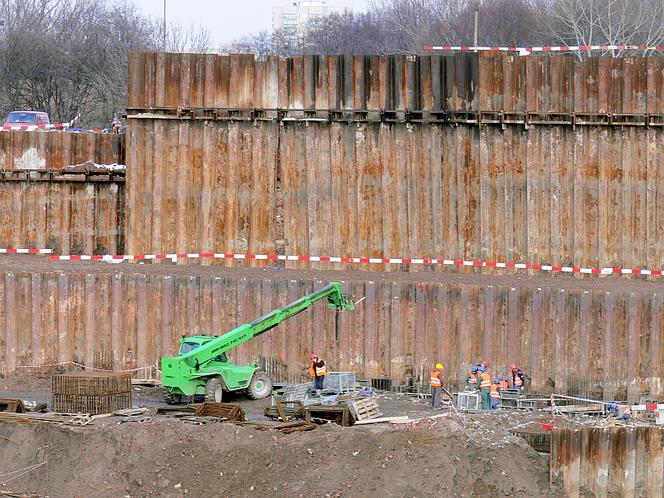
[164,390,182,405]
[247,373,273,399]
[205,377,224,403]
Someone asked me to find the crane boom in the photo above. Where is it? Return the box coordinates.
[178,282,353,370]
[160,282,354,402]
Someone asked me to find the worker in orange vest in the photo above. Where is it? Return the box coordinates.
[309,353,327,390]
[490,378,501,409]
[499,376,509,390]
[466,365,479,388]
[430,363,444,409]
[510,363,526,390]
[478,366,492,410]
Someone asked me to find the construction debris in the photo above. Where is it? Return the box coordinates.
[113,408,149,417]
[349,398,381,421]
[305,404,353,426]
[354,416,410,425]
[193,402,245,421]
[0,399,25,414]
[181,416,228,425]
[0,413,69,425]
[253,420,317,434]
[264,400,304,421]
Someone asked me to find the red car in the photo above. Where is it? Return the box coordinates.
[3,111,50,126]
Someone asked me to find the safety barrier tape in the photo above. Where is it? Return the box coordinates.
[0,248,52,254]
[632,404,664,411]
[423,44,664,55]
[44,251,664,276]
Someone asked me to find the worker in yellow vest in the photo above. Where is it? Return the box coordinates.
[309,353,327,390]
[430,363,444,409]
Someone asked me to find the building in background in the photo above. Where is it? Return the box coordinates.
[272,1,347,34]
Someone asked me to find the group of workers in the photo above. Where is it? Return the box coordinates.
[430,360,527,410]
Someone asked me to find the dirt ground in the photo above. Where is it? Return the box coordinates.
[0,254,659,294]
[0,375,562,498]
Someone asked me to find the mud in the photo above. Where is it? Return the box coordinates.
[1,414,559,498]
[0,373,567,498]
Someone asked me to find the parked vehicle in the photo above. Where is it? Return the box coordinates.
[3,111,50,126]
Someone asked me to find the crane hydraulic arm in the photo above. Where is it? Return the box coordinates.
[178,282,353,370]
[160,282,354,402]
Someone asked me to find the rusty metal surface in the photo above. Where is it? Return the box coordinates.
[124,52,664,269]
[128,52,480,112]
[0,176,124,254]
[128,52,664,118]
[551,426,664,496]
[1,264,662,401]
[0,131,124,170]
[125,118,664,271]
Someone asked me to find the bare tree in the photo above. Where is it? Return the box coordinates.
[0,0,212,127]
[165,22,212,53]
[541,0,664,57]
[229,30,273,59]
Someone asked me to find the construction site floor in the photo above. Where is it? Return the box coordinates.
[0,374,563,497]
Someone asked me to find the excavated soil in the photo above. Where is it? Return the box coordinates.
[1,413,559,498]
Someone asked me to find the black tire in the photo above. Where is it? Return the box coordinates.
[205,377,224,403]
[247,372,273,400]
[164,390,182,405]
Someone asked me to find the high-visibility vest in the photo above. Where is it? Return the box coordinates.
[479,372,491,389]
[430,369,442,387]
[499,380,509,389]
[514,371,524,387]
[490,384,500,398]
[310,361,327,377]
[468,373,478,384]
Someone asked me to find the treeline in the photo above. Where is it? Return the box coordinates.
[231,0,664,58]
[0,0,210,127]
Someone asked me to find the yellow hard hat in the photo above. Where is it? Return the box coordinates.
[435,363,443,369]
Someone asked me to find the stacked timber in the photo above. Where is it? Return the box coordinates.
[52,372,132,414]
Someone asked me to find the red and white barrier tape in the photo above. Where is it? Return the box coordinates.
[17,360,159,373]
[46,251,664,276]
[0,248,52,254]
[632,404,664,411]
[423,44,664,55]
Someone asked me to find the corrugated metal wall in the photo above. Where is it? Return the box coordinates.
[125,53,664,271]
[551,426,664,496]
[2,268,662,401]
[0,131,124,170]
[0,171,124,253]
[127,52,664,115]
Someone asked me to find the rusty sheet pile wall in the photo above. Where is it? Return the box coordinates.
[2,269,662,401]
[551,426,664,497]
[126,53,664,271]
[0,131,124,170]
[0,170,124,254]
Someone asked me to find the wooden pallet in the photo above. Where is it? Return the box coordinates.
[349,398,382,421]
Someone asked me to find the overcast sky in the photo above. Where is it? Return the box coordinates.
[138,0,371,47]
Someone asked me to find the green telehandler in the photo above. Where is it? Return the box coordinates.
[161,282,355,403]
